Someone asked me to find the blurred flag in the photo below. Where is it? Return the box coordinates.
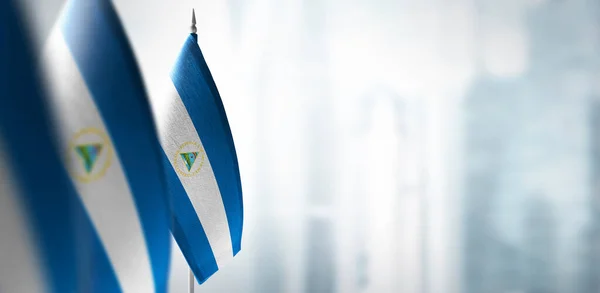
[41,0,171,292]
[0,2,109,292]
[153,11,243,283]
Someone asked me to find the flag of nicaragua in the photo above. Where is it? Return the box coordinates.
[41,0,171,292]
[0,2,119,292]
[0,2,80,292]
[153,11,243,283]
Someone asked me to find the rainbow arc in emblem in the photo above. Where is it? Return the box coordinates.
[180,152,199,171]
[75,144,103,174]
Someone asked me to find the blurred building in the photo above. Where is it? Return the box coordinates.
[462,73,526,293]
[524,195,557,293]
[578,98,600,293]
[301,0,337,292]
[526,0,599,291]
[252,0,336,292]
[462,0,600,292]
[349,88,428,293]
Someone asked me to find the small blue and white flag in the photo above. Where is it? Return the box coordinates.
[0,2,106,292]
[41,0,171,292]
[153,10,243,283]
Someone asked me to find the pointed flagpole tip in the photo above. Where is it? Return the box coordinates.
[191,9,197,34]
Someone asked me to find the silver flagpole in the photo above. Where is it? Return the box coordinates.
[188,10,197,293]
[188,268,195,293]
[191,9,197,34]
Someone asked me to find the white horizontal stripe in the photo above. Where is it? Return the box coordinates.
[42,27,154,293]
[153,81,233,268]
[0,143,47,293]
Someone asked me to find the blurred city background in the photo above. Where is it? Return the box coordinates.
[20,0,600,292]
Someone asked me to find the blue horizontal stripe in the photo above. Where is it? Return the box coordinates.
[171,34,243,255]
[190,36,243,250]
[162,153,219,283]
[192,35,240,166]
[60,0,171,291]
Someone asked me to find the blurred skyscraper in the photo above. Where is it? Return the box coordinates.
[301,0,336,292]
[526,0,599,290]
[579,99,600,293]
[462,0,600,292]
[353,88,428,293]
[462,74,526,293]
[524,195,557,293]
[252,0,335,292]
[252,0,290,291]
[462,2,526,288]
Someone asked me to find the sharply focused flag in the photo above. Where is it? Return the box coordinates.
[153,11,243,283]
[0,2,111,292]
[41,0,171,292]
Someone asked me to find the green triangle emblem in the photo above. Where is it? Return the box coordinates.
[180,152,199,171]
[75,144,103,174]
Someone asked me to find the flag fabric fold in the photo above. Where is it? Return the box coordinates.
[41,0,171,292]
[154,33,243,283]
[0,2,116,292]
[0,2,76,292]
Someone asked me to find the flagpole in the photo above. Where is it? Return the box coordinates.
[187,10,197,293]
[188,268,195,293]
[191,9,197,34]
